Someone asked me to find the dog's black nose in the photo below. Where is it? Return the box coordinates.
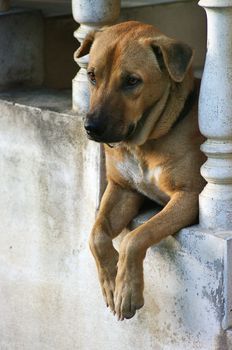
[84,119,104,137]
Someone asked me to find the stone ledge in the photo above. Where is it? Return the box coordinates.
[0,88,73,115]
[131,206,232,334]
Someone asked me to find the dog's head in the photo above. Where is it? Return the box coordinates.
[76,21,194,145]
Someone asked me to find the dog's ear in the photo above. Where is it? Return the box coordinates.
[151,39,194,83]
[74,31,97,59]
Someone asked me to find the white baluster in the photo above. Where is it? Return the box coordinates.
[198,0,232,230]
[0,0,10,11]
[72,0,120,114]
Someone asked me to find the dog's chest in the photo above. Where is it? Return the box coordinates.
[115,153,169,205]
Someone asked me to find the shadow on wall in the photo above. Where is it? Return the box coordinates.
[44,16,78,90]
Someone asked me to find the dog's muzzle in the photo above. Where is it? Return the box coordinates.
[84,114,136,144]
[84,119,105,140]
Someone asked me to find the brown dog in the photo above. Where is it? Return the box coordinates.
[76,21,206,320]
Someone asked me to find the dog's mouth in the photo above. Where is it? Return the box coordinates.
[86,132,126,144]
[104,124,136,148]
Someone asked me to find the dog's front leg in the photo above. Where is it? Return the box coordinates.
[89,180,143,313]
[114,190,199,320]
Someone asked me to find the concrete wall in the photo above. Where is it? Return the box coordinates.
[0,91,230,350]
[0,91,101,349]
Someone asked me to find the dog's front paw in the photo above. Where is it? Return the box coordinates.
[99,268,117,313]
[97,251,118,313]
[89,231,119,313]
[114,264,144,321]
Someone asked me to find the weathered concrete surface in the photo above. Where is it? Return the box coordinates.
[0,90,230,350]
[0,9,44,91]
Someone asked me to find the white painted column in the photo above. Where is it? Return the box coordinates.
[198,0,232,230]
[72,0,120,114]
[0,0,10,11]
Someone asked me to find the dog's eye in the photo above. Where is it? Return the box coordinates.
[124,75,142,89]
[128,77,139,85]
[87,71,96,85]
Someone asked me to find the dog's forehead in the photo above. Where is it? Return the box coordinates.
[89,32,157,74]
[101,21,161,39]
[92,22,160,51]
[89,21,164,70]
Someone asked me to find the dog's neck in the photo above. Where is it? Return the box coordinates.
[148,73,196,140]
